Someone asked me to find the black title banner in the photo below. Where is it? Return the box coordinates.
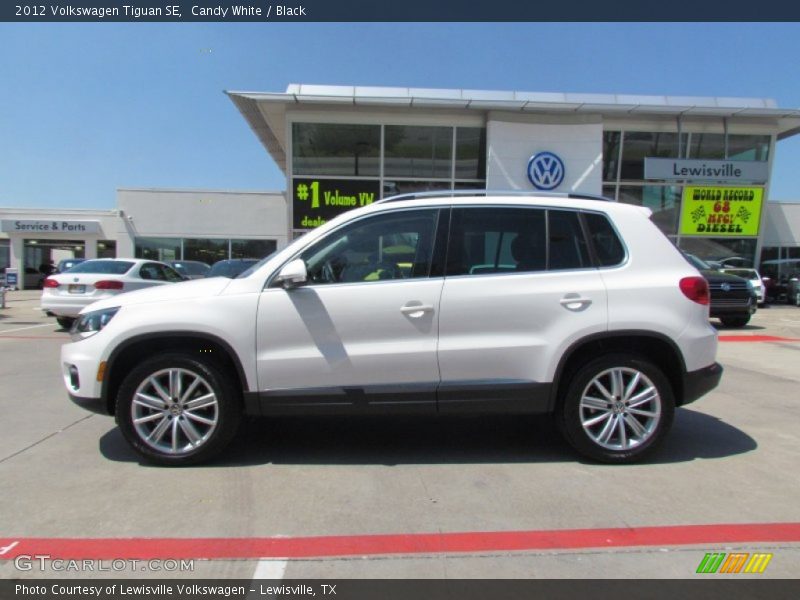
[5,579,800,600]
[3,1,800,22]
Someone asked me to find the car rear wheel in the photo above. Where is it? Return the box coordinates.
[720,316,750,328]
[116,353,242,466]
[56,317,75,330]
[557,354,675,463]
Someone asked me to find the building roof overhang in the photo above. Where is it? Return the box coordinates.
[227,84,800,173]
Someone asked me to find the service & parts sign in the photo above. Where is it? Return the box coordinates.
[679,186,764,236]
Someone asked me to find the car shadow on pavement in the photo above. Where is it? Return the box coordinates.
[98,407,756,468]
[712,322,766,331]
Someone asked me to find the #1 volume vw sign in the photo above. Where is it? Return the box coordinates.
[527,151,565,190]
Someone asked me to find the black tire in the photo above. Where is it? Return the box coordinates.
[720,315,750,328]
[116,353,242,466]
[56,317,75,330]
[557,354,675,464]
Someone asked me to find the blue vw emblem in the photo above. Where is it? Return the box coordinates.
[527,151,565,190]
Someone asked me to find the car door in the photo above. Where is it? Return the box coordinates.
[437,206,608,413]
[255,208,445,413]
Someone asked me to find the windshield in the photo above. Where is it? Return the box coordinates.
[66,260,135,275]
[683,253,711,271]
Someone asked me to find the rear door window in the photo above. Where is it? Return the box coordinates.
[446,208,547,276]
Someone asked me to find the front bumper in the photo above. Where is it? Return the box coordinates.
[681,362,723,406]
[709,298,756,318]
[69,393,111,415]
[61,338,106,404]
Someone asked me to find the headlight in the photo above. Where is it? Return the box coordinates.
[71,307,120,340]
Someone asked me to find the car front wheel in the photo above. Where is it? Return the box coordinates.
[116,353,242,466]
[557,354,675,463]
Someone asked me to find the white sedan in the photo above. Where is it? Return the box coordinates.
[41,258,185,329]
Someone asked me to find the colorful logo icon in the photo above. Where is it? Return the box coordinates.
[696,552,772,574]
[527,151,565,191]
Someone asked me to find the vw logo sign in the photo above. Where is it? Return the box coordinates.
[721,283,731,292]
[527,151,565,190]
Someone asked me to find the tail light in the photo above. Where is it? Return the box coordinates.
[680,276,709,305]
[43,278,59,288]
[94,280,124,290]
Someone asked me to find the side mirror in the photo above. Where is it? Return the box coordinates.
[275,259,307,288]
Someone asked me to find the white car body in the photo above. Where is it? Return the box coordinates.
[61,193,722,465]
[41,258,183,319]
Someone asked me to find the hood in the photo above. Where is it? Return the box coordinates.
[701,270,748,284]
[81,277,232,313]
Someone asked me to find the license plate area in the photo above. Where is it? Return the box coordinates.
[67,285,86,294]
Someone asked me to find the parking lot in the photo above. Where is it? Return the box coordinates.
[0,290,798,580]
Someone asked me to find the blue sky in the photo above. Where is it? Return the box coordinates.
[2,22,800,209]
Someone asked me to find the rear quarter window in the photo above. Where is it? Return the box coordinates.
[583,212,625,267]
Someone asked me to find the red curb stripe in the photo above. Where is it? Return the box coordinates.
[718,335,800,342]
[2,523,799,560]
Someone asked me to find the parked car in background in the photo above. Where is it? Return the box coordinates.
[786,273,800,306]
[41,258,185,329]
[720,268,765,306]
[760,259,800,303]
[684,253,756,327]
[57,258,87,273]
[208,258,259,279]
[169,260,210,280]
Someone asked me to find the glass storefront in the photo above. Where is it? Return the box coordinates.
[135,237,181,262]
[292,123,380,177]
[603,130,771,266]
[183,238,229,265]
[291,122,487,232]
[135,237,277,264]
[0,240,9,273]
[231,238,277,259]
[97,240,116,258]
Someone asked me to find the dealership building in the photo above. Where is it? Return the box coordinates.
[4,83,800,288]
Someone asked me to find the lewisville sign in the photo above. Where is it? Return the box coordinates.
[644,158,769,183]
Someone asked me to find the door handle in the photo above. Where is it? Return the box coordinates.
[560,294,592,311]
[401,303,434,317]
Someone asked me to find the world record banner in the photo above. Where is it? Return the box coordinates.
[679,186,764,236]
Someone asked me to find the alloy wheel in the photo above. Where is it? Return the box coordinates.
[131,368,219,455]
[579,367,662,451]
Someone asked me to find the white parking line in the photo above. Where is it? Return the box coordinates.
[0,323,52,334]
[251,558,288,580]
[248,559,288,599]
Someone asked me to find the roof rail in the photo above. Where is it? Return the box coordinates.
[374,189,613,205]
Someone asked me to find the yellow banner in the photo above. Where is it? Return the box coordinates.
[679,186,763,236]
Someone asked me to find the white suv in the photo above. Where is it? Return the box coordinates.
[61,193,721,465]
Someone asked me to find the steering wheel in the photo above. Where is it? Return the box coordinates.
[321,260,337,283]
